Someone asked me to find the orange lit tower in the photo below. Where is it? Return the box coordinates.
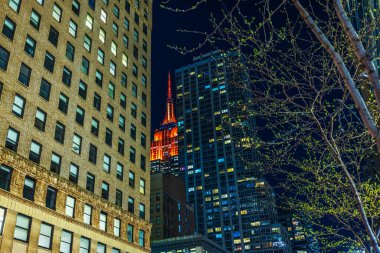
[150,72,179,174]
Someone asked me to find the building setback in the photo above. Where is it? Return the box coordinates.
[0,0,151,252]
[175,51,291,252]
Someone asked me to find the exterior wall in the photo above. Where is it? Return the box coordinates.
[0,0,152,251]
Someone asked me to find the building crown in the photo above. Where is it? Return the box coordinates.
[163,71,177,124]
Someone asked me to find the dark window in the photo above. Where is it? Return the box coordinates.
[130,146,136,163]
[89,144,97,164]
[130,124,136,140]
[95,70,103,86]
[118,138,124,155]
[62,67,72,86]
[81,57,90,75]
[106,104,114,121]
[101,182,109,200]
[141,155,146,171]
[34,108,47,131]
[141,133,146,148]
[18,63,31,86]
[142,40,147,52]
[39,79,51,101]
[5,127,19,151]
[132,83,137,97]
[72,0,80,15]
[123,34,129,48]
[133,46,138,59]
[84,34,92,52]
[128,197,134,213]
[75,106,85,126]
[139,203,145,219]
[79,81,87,99]
[131,103,137,118]
[134,13,139,24]
[46,186,57,210]
[29,141,42,164]
[86,173,95,192]
[88,0,95,10]
[105,128,112,146]
[125,1,130,13]
[0,165,12,191]
[132,64,138,77]
[93,93,101,111]
[50,152,61,174]
[142,92,147,106]
[112,22,118,37]
[24,35,36,57]
[23,176,36,201]
[115,189,122,207]
[120,93,126,109]
[30,9,41,30]
[69,163,79,184]
[121,72,127,87]
[2,17,16,40]
[54,122,65,144]
[0,45,10,71]
[113,5,119,18]
[143,24,147,35]
[119,114,125,131]
[48,26,59,47]
[91,118,99,136]
[58,93,69,114]
[44,51,55,73]
[65,42,75,61]
[129,171,135,187]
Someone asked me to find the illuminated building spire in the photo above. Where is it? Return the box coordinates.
[163,71,177,124]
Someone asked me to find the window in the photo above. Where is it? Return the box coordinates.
[72,0,80,15]
[69,19,77,37]
[88,0,95,10]
[30,9,41,30]
[69,163,79,184]
[65,196,75,217]
[139,203,145,219]
[132,83,138,98]
[83,204,92,225]
[127,224,133,242]
[129,171,135,188]
[131,102,137,118]
[36,0,44,5]
[100,9,107,23]
[58,93,69,113]
[142,40,147,53]
[91,118,99,136]
[5,127,19,151]
[66,42,75,61]
[80,237,90,253]
[121,72,127,87]
[0,165,12,191]
[111,41,117,56]
[54,122,65,144]
[130,146,136,163]
[93,93,101,111]
[60,230,73,253]
[79,80,87,99]
[99,212,107,231]
[125,2,130,13]
[128,197,134,213]
[130,124,136,140]
[132,64,138,77]
[52,4,62,22]
[0,207,5,235]
[112,22,118,37]
[141,112,146,126]
[122,53,128,67]
[86,14,93,30]
[110,61,116,76]
[113,5,120,18]
[142,92,147,106]
[89,144,97,164]
[96,70,103,86]
[134,13,140,24]
[107,104,114,121]
[123,34,129,48]
[139,178,145,195]
[81,57,90,75]
[44,51,55,73]
[12,94,25,117]
[139,230,145,247]
[24,35,36,57]
[114,218,121,236]
[116,163,123,180]
[34,108,47,131]
[62,67,72,86]
[14,214,31,242]
[143,23,147,35]
[29,141,42,164]
[38,223,53,249]
[119,114,125,131]
[99,28,106,43]
[76,106,85,126]
[105,128,112,146]
[112,248,120,253]
[72,134,82,154]
[45,186,57,210]
[9,0,21,12]
[86,173,95,192]
[18,63,32,86]
[3,17,16,40]
[97,48,104,65]
[0,45,10,71]
[120,93,126,108]
[133,46,138,59]
[133,29,139,42]
[84,34,92,52]
[39,79,51,100]
[48,26,59,46]
[141,133,146,148]
[108,82,115,98]
[50,152,61,174]
[103,154,111,173]
[141,56,148,69]
[98,243,106,253]
[134,0,140,9]
[140,155,146,171]
[118,138,124,155]
[23,176,36,201]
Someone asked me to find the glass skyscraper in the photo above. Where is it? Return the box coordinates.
[175,51,291,253]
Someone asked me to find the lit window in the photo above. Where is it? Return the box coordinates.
[52,4,62,22]
[122,53,128,67]
[14,214,31,242]
[100,9,107,23]
[103,154,111,173]
[69,19,77,37]
[138,230,145,247]
[114,218,121,237]
[86,14,93,30]
[72,134,82,154]
[0,207,6,235]
[99,28,106,43]
[99,212,107,231]
[12,94,25,117]
[111,41,117,56]
[80,237,90,253]
[65,196,75,217]
[110,61,116,76]
[38,223,53,249]
[97,48,104,65]
[139,178,145,195]
[60,230,72,253]
[9,0,21,12]
[83,204,92,225]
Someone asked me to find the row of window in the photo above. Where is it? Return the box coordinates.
[0,206,145,251]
